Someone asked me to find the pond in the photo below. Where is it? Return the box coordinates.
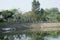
[0,30,60,40]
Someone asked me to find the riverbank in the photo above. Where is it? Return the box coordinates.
[0,23,60,31]
[30,23,60,31]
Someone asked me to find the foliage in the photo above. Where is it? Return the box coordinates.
[45,8,60,22]
[1,10,14,20]
[32,0,40,21]
[0,0,60,23]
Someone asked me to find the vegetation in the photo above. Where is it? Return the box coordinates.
[0,0,60,40]
[0,0,60,23]
[0,30,60,40]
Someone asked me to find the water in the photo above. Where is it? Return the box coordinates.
[3,34,32,40]
[0,30,60,40]
[44,36,60,40]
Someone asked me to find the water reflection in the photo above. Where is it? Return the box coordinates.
[0,31,60,40]
[0,31,44,40]
[0,34,33,40]
[44,36,60,40]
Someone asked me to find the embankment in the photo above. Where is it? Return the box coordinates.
[1,23,60,31]
[30,23,60,31]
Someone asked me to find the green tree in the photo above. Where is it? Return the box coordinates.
[12,9,22,20]
[32,0,40,21]
[45,8,60,22]
[40,8,46,21]
[32,0,40,14]
[2,10,14,20]
[0,12,4,22]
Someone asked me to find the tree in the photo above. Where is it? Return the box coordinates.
[2,10,14,20]
[32,0,40,14]
[0,12,4,22]
[32,0,40,21]
[40,8,46,21]
[44,8,60,22]
[12,9,22,21]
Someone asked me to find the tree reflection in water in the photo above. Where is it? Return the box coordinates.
[0,31,60,40]
[0,32,44,40]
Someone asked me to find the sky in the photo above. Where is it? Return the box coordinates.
[0,0,60,12]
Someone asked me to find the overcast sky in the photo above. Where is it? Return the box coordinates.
[0,0,60,12]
